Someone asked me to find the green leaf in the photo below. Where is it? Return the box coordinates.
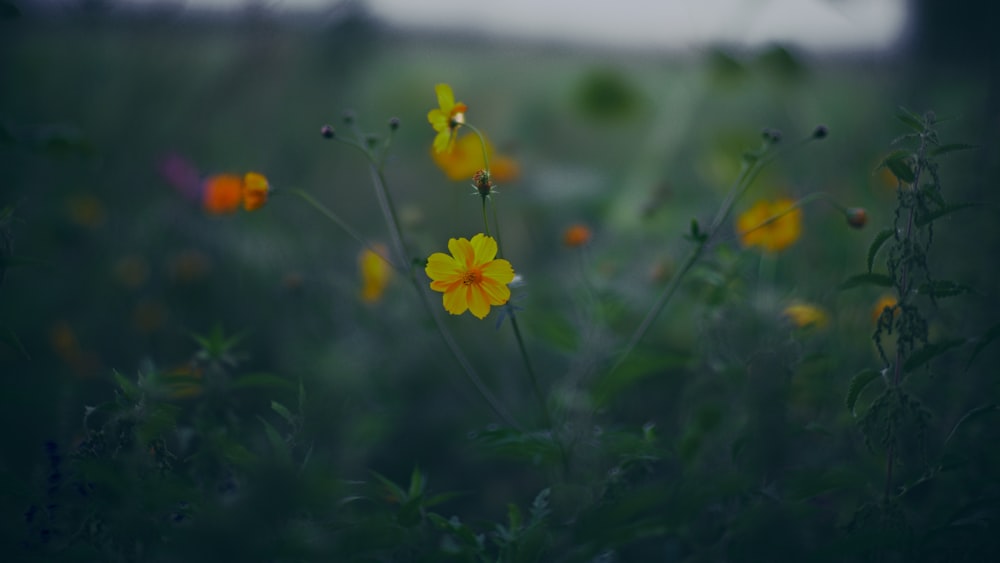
[838,273,892,290]
[895,107,925,132]
[915,202,977,228]
[943,404,999,450]
[137,403,181,444]
[846,369,882,416]
[903,338,965,373]
[407,465,425,499]
[371,470,408,504]
[883,153,915,184]
[965,322,1000,371]
[270,401,295,426]
[112,370,140,402]
[866,228,894,273]
[929,143,977,157]
[916,280,974,299]
[258,416,290,463]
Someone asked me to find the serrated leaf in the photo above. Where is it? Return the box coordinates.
[943,404,999,450]
[270,401,295,426]
[838,273,892,290]
[965,322,1000,371]
[929,143,976,157]
[883,153,915,184]
[903,338,965,373]
[112,370,140,402]
[866,228,894,273]
[916,280,973,299]
[915,202,977,228]
[895,108,925,132]
[846,369,881,416]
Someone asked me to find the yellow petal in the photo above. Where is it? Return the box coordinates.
[443,284,468,315]
[428,108,448,131]
[467,284,490,319]
[435,83,455,112]
[447,237,475,269]
[480,258,514,285]
[469,234,497,264]
[426,252,463,283]
[478,276,511,305]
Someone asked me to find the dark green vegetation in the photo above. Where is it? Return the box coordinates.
[2,3,999,561]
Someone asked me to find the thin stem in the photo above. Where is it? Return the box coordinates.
[481,195,492,238]
[464,123,492,173]
[290,188,400,271]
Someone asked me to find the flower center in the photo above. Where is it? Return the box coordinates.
[462,268,482,286]
[449,112,465,130]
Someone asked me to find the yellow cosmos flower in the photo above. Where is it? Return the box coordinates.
[431,132,519,182]
[736,197,802,253]
[425,234,514,319]
[359,244,393,303]
[242,172,270,211]
[783,302,828,328]
[427,83,467,154]
[872,295,898,323]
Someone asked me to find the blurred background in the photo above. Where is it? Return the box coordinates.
[1,0,999,559]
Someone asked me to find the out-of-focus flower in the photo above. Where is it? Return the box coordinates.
[159,153,202,202]
[359,244,393,303]
[846,207,867,229]
[736,197,802,253]
[133,299,168,333]
[202,174,244,214]
[66,194,106,229]
[432,132,519,182]
[783,302,828,328]
[202,172,271,214]
[425,234,514,319]
[167,249,213,284]
[50,320,100,378]
[113,255,150,289]
[872,295,898,323]
[161,363,203,400]
[242,172,270,211]
[563,224,592,248]
[427,83,467,154]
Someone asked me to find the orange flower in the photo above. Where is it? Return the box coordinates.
[242,172,270,211]
[202,172,271,214]
[432,132,519,182]
[202,174,243,214]
[736,198,802,253]
[359,244,393,303]
[563,224,592,247]
[425,234,514,319]
[872,295,898,323]
[427,83,467,154]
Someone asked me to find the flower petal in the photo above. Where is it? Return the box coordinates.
[435,83,455,112]
[428,109,448,132]
[426,252,463,283]
[467,284,490,319]
[478,276,511,306]
[447,237,475,269]
[481,258,514,285]
[469,234,498,264]
[442,284,468,315]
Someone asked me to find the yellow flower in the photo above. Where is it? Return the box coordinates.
[359,244,393,303]
[427,83,467,154]
[431,132,519,182]
[783,302,828,328]
[872,295,898,323]
[242,172,270,211]
[736,197,802,253]
[425,234,514,319]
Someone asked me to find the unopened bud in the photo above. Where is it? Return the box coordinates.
[846,207,867,229]
[813,125,828,139]
[320,124,335,139]
[388,117,400,131]
[342,110,356,125]
[472,169,494,197]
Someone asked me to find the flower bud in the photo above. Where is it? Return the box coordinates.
[472,169,494,197]
[813,125,828,139]
[388,117,400,131]
[846,207,867,229]
[320,124,335,139]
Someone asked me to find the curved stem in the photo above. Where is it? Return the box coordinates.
[463,123,492,174]
[289,188,400,271]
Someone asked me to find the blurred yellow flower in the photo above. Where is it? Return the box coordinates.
[242,172,270,211]
[432,132,519,182]
[359,244,393,303]
[783,302,828,328]
[425,234,514,319]
[736,198,802,253]
[427,83,467,154]
[563,224,592,248]
[872,294,898,323]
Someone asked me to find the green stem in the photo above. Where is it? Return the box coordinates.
[464,123,492,174]
[481,195,492,238]
[290,188,400,271]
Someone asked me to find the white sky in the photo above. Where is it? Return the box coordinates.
[130,0,910,52]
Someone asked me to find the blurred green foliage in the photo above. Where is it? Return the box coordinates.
[1,3,999,561]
